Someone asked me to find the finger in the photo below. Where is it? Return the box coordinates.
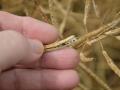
[39,48,80,69]
[0,11,58,44]
[0,69,79,90]
[0,30,44,71]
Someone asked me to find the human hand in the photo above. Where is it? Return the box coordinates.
[0,11,80,90]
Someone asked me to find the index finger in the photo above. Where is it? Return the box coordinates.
[0,11,58,44]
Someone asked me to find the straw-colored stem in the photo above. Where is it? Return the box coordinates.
[59,0,73,37]
[87,28,120,45]
[92,0,100,18]
[79,62,112,90]
[73,17,120,48]
[84,0,92,33]
[49,0,58,27]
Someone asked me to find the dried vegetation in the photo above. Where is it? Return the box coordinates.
[0,0,120,90]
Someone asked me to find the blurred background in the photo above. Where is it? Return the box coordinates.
[0,0,120,90]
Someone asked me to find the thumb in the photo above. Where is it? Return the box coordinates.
[0,30,44,71]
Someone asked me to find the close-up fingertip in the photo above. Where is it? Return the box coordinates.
[29,39,44,55]
[18,39,44,65]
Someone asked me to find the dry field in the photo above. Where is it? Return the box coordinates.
[0,0,120,90]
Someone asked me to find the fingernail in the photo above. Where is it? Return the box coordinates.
[29,39,44,54]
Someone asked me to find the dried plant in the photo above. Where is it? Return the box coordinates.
[0,0,120,90]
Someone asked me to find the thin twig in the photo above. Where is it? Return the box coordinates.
[99,39,120,83]
[84,0,92,33]
[73,17,120,48]
[100,42,120,78]
[49,0,58,27]
[92,0,100,18]
[87,28,120,45]
[52,0,85,35]
[79,62,112,90]
[80,44,94,62]
[80,52,94,62]
[59,0,73,37]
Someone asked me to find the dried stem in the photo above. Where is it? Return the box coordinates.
[49,0,58,27]
[84,0,92,33]
[92,0,100,18]
[73,17,120,48]
[79,62,112,90]
[59,0,73,37]
[87,28,120,45]
[103,50,120,77]
[99,42,120,78]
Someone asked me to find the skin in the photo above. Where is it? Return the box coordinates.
[0,11,80,90]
